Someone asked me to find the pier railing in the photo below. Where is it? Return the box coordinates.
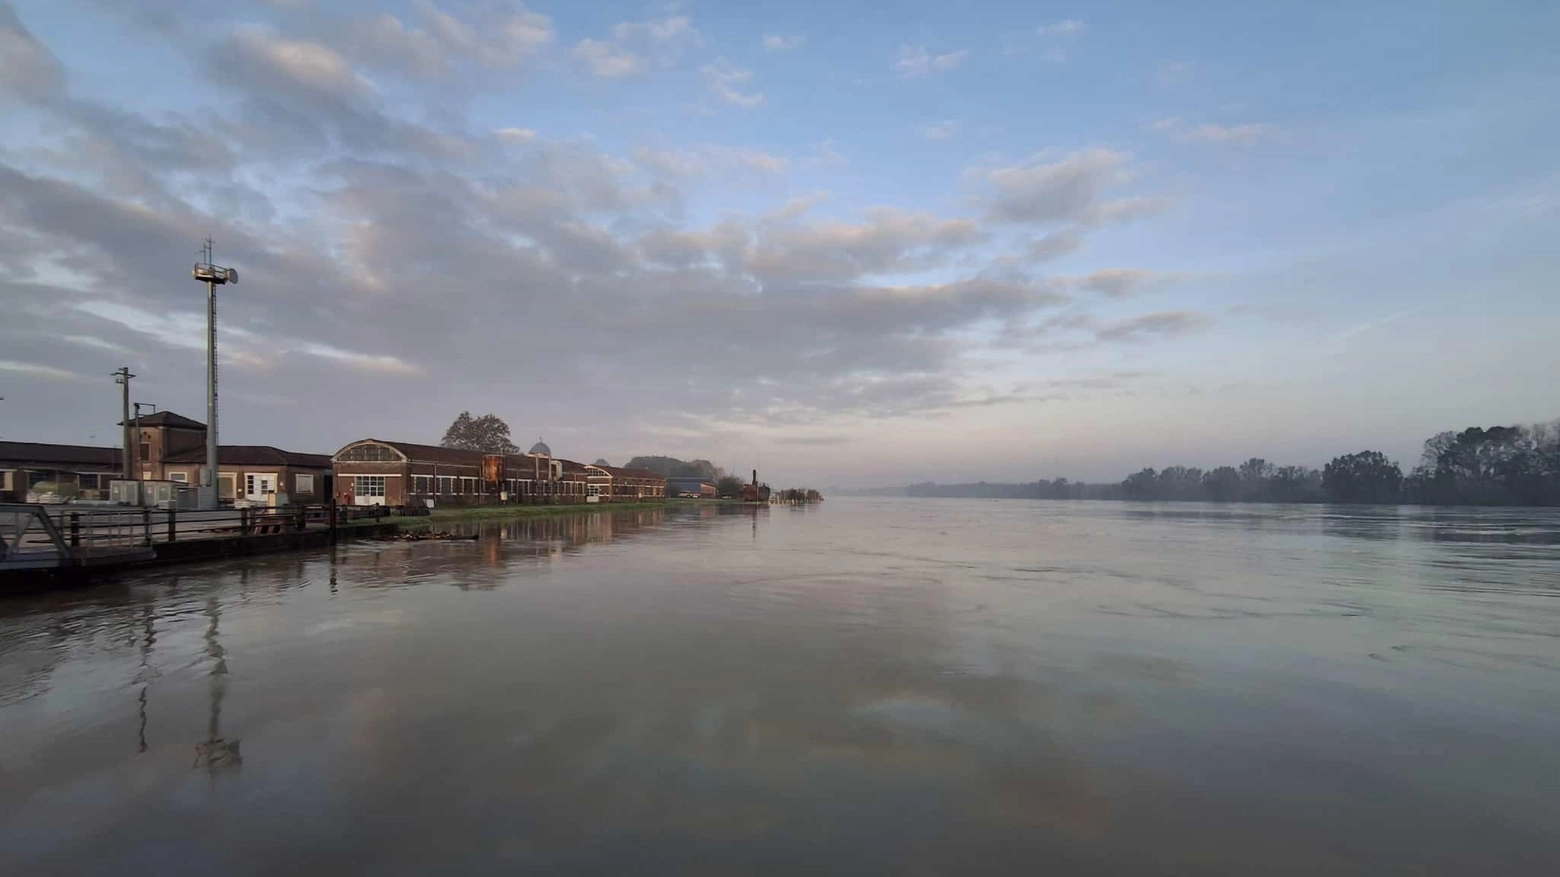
[1,503,388,571]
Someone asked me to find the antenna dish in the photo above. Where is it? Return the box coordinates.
[226,267,238,285]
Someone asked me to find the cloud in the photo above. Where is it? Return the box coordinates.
[921,120,957,141]
[572,39,639,78]
[746,208,985,284]
[1069,268,1157,298]
[1155,61,1190,87]
[496,127,537,144]
[1095,310,1213,342]
[1028,229,1084,262]
[298,343,421,375]
[0,359,82,381]
[1036,20,1087,37]
[0,6,1221,469]
[223,27,371,100]
[1152,117,1274,143]
[574,14,701,79]
[762,34,805,52]
[634,144,788,179]
[977,148,1162,226]
[894,45,969,79]
[701,59,765,108]
[0,1,66,101]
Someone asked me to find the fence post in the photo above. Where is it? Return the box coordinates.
[329,498,338,544]
[142,507,151,546]
[168,507,177,543]
[241,507,249,536]
[69,513,80,548]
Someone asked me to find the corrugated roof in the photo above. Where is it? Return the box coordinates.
[164,445,333,468]
[0,441,123,468]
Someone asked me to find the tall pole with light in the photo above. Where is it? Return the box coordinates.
[113,367,136,481]
[193,239,237,509]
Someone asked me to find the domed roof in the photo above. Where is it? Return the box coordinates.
[529,439,551,456]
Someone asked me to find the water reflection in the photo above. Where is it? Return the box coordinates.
[2,501,1558,875]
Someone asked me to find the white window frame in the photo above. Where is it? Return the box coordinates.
[295,473,314,494]
[169,472,188,483]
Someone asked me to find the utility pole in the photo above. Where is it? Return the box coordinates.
[193,239,237,509]
[114,367,136,481]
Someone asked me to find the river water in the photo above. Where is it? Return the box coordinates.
[2,499,1558,875]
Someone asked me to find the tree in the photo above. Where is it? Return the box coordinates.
[1322,451,1402,503]
[715,475,745,497]
[440,411,519,454]
[593,459,612,467]
[1122,468,1157,500]
[1203,466,1241,502]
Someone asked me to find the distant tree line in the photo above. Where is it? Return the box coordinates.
[906,420,1560,506]
[624,455,726,481]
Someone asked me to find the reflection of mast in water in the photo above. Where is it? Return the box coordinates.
[193,594,242,772]
[136,602,156,754]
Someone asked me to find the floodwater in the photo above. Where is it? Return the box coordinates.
[2,499,1559,875]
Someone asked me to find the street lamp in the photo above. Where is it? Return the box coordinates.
[192,238,237,509]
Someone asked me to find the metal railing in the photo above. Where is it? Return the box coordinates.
[1,503,393,572]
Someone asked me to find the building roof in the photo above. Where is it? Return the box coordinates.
[0,441,123,469]
[529,439,552,456]
[164,445,333,468]
[349,439,486,465]
[557,458,593,475]
[335,439,556,469]
[118,411,207,430]
[592,465,667,482]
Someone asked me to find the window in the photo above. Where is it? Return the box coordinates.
[438,476,454,495]
[355,476,386,497]
[219,474,237,499]
[295,473,314,494]
[139,441,151,463]
[462,477,478,495]
[77,473,100,490]
[169,472,188,483]
[411,475,431,494]
[335,443,403,462]
[246,474,256,496]
[29,470,52,488]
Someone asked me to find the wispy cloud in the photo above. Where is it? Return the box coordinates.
[1036,20,1087,37]
[920,120,957,141]
[298,343,421,375]
[762,34,805,52]
[1151,117,1274,143]
[701,58,765,108]
[0,360,83,381]
[495,127,536,144]
[894,45,969,79]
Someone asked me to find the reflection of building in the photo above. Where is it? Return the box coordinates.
[667,477,717,498]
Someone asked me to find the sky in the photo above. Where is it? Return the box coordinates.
[0,0,1557,488]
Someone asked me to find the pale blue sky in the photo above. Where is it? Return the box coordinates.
[1,0,1556,485]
